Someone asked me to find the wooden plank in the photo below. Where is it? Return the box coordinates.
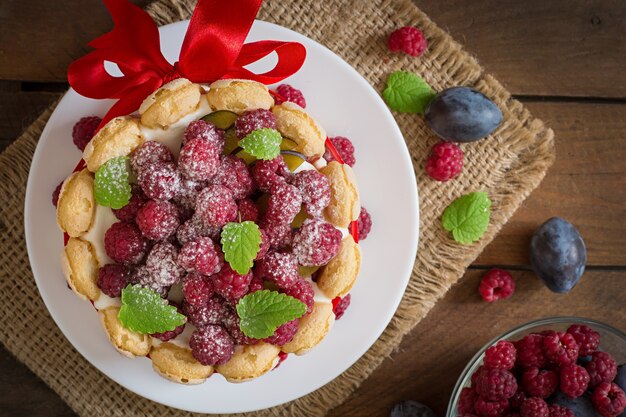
[0,91,61,149]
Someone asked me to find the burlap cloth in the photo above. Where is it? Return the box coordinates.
[0,0,555,415]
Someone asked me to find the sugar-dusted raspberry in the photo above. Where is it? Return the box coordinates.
[151,303,185,341]
[458,387,478,414]
[237,198,259,223]
[136,200,180,241]
[112,185,146,221]
[97,264,129,297]
[547,405,573,417]
[543,331,579,367]
[130,265,169,297]
[72,116,101,151]
[522,368,558,398]
[190,325,234,366]
[257,251,299,289]
[176,215,220,246]
[332,294,351,319]
[275,84,306,108]
[52,181,63,208]
[266,182,302,224]
[484,340,517,370]
[425,141,464,182]
[104,222,148,265]
[510,388,527,409]
[567,325,600,357]
[174,179,206,219]
[256,229,270,260]
[222,307,258,345]
[475,368,518,401]
[178,237,224,276]
[388,26,428,57]
[211,265,253,302]
[516,334,547,369]
[520,398,549,417]
[183,296,227,328]
[357,207,372,240]
[586,352,618,388]
[234,109,276,139]
[183,120,224,149]
[130,141,174,174]
[138,162,182,201]
[323,136,356,166]
[474,398,510,417]
[591,382,626,417]
[283,278,315,314]
[259,218,293,249]
[252,156,292,192]
[211,155,254,200]
[195,185,238,228]
[479,269,516,302]
[292,218,342,266]
[263,318,299,346]
[145,242,184,287]
[560,364,590,398]
[248,275,264,293]
[292,170,330,217]
[178,138,221,182]
[182,272,213,307]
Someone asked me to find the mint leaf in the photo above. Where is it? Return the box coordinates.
[238,128,282,160]
[383,71,436,113]
[94,156,131,209]
[221,221,262,274]
[442,192,492,244]
[118,285,186,334]
[236,290,306,339]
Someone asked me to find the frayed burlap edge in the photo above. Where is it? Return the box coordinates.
[0,0,554,416]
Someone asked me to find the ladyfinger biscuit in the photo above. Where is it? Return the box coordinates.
[281,302,335,355]
[272,102,326,157]
[99,306,151,358]
[56,169,95,237]
[215,342,280,383]
[61,237,100,301]
[319,161,361,228]
[316,236,361,299]
[150,342,213,384]
[83,116,144,172]
[207,79,274,114]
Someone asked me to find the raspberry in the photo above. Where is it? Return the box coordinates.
[479,269,516,302]
[484,341,517,371]
[543,332,579,367]
[275,84,306,108]
[130,265,169,297]
[195,185,238,228]
[234,109,276,139]
[292,218,342,266]
[138,162,182,201]
[425,141,464,181]
[211,265,253,302]
[145,242,184,287]
[97,263,129,297]
[567,325,600,357]
[357,207,372,240]
[282,278,315,314]
[189,325,234,366]
[152,304,185,341]
[136,200,180,241]
[222,308,258,345]
[388,26,428,57]
[178,237,224,276]
[274,351,289,369]
[520,398,549,417]
[183,120,224,149]
[560,364,590,398]
[476,369,518,401]
[323,136,356,166]
[104,222,148,264]
[184,296,227,328]
[248,275,264,293]
[174,179,206,219]
[252,156,292,192]
[474,398,510,417]
[52,181,63,207]
[256,229,270,260]
[292,170,331,217]
[211,155,255,200]
[72,116,101,151]
[182,273,213,307]
[178,138,220,182]
[130,141,174,175]
[257,251,299,289]
[522,368,558,398]
[516,334,547,368]
[586,352,618,388]
[266,182,302,224]
[112,185,146,221]
[263,319,299,346]
[332,294,351,319]
[591,382,626,417]
[176,215,220,246]
[259,218,293,249]
[510,388,526,409]
[237,198,259,223]
[458,386,478,414]
[547,405,573,417]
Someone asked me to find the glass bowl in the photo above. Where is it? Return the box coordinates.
[446,317,626,417]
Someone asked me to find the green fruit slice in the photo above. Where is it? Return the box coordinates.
[282,153,305,172]
[223,128,239,155]
[291,207,308,228]
[280,137,299,151]
[202,110,238,130]
[234,149,257,165]
[298,265,320,277]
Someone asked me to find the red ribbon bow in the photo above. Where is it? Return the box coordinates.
[68,0,306,127]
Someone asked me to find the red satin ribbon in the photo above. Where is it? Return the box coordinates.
[68,0,306,127]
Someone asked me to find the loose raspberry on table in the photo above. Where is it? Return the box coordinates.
[292,170,331,217]
[97,263,129,297]
[252,156,291,192]
[136,200,180,241]
[176,215,220,246]
[475,368,518,401]
[178,138,221,182]
[479,269,516,303]
[211,265,253,302]
[189,325,235,366]
[183,120,224,149]
[591,382,626,417]
[178,237,224,276]
[183,296,227,328]
[522,368,558,398]
[52,181,63,207]
[586,352,618,388]
[195,185,238,228]
[112,185,146,222]
[211,155,255,200]
[222,308,259,345]
[283,278,315,314]
[259,218,293,249]
[425,141,464,181]
[458,386,478,414]
[104,222,148,265]
[388,26,428,57]
[256,229,270,260]
[332,294,351,320]
[516,334,547,369]
[275,84,306,108]
[182,273,213,307]
[266,182,302,224]
[543,331,579,367]
[323,136,356,166]
[484,340,517,371]
[560,364,590,398]
[263,318,299,346]
[257,251,299,289]
[138,162,182,201]
[145,242,184,287]
[547,405,574,417]
[566,325,600,357]
[151,303,185,341]
[520,398,549,417]
[292,218,342,266]
[474,398,510,417]
[130,141,174,174]
[234,109,276,139]
[237,198,259,223]
[72,116,101,151]
[357,207,372,240]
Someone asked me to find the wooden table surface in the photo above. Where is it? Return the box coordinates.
[1,0,624,416]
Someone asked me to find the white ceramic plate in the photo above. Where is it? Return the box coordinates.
[25,20,419,414]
